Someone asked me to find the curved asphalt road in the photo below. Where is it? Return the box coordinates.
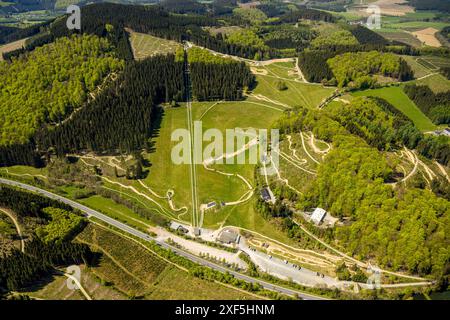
[0,177,327,300]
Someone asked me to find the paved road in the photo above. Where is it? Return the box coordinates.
[0,177,327,300]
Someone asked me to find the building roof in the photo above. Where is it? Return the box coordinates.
[207,202,216,208]
[311,208,327,225]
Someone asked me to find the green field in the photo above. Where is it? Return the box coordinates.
[352,86,437,131]
[128,31,181,60]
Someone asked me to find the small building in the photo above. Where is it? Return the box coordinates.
[217,230,240,244]
[311,208,327,225]
[169,221,189,234]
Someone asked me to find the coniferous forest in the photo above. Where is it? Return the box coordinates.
[0,185,94,292]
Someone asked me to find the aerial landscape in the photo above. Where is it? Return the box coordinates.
[0,0,449,306]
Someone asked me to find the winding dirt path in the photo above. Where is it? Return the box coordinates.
[300,131,320,165]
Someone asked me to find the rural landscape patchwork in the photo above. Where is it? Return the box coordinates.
[0,0,449,305]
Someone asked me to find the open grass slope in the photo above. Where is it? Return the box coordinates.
[128,30,181,60]
[352,86,437,131]
[253,74,335,109]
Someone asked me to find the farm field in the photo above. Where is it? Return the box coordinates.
[128,30,181,60]
[76,223,259,299]
[402,55,450,91]
[252,73,335,109]
[352,86,437,131]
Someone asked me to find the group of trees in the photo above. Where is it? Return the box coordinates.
[296,24,419,84]
[190,61,255,100]
[35,207,86,244]
[36,55,184,156]
[0,185,72,218]
[160,0,208,15]
[404,84,450,125]
[0,34,123,148]
[0,22,49,46]
[0,238,94,291]
[408,0,450,13]
[0,185,94,292]
[269,7,335,24]
[349,25,389,46]
[262,24,314,52]
[327,51,413,88]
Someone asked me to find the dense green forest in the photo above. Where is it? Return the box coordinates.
[349,25,389,46]
[404,85,450,125]
[0,7,256,167]
[0,184,72,217]
[408,0,450,13]
[0,34,123,147]
[273,108,450,277]
[0,238,94,291]
[311,30,358,50]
